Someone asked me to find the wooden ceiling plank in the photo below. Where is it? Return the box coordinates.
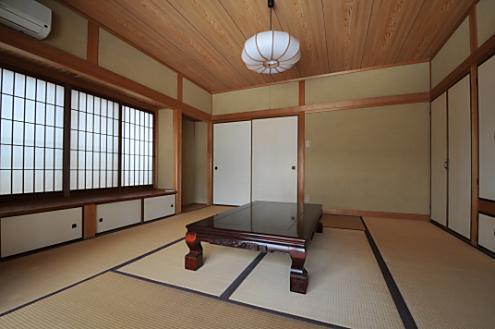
[323,0,374,71]
[361,0,427,67]
[274,0,328,76]
[166,0,263,87]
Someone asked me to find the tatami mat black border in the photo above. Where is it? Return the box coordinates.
[220,252,266,300]
[360,217,418,329]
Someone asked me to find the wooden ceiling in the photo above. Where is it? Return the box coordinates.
[64,0,476,93]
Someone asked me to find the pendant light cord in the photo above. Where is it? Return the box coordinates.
[268,0,274,31]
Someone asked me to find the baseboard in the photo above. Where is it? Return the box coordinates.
[323,208,429,221]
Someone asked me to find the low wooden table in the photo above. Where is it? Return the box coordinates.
[184,201,323,294]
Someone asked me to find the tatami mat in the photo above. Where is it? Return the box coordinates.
[0,206,231,314]
[117,240,259,296]
[364,217,495,329]
[321,214,365,230]
[231,229,403,329]
[0,272,328,329]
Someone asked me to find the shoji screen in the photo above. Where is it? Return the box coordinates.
[0,68,64,195]
[431,93,448,226]
[448,75,471,238]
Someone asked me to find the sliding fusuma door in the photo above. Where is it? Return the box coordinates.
[213,121,251,205]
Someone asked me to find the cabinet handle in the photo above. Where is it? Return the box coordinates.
[71,224,77,229]
[99,218,103,222]
[291,165,296,170]
[214,166,218,170]
[171,204,174,207]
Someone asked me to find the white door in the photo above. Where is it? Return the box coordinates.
[448,75,471,239]
[213,121,251,205]
[431,93,448,226]
[252,116,298,202]
[478,55,495,201]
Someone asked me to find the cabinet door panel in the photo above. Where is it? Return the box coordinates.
[96,199,141,233]
[478,214,495,253]
[144,195,175,222]
[1,207,82,257]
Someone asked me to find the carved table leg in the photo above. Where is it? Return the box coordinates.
[289,247,308,294]
[185,231,203,270]
[316,220,323,233]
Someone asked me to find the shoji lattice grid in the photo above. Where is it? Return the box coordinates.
[122,106,153,186]
[0,68,64,195]
[70,90,119,190]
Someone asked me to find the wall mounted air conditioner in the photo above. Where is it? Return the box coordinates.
[0,0,51,40]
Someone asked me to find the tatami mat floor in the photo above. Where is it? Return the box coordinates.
[0,209,494,329]
[363,217,495,329]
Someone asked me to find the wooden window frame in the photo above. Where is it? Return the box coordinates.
[0,62,157,202]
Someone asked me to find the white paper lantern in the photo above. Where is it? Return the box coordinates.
[241,30,301,74]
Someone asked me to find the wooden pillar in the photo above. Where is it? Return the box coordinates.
[83,204,96,239]
[207,121,213,205]
[469,9,479,246]
[297,112,305,204]
[87,21,99,65]
[173,110,182,214]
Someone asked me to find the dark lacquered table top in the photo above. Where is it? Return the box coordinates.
[187,201,322,241]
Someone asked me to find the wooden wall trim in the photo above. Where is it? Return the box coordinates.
[469,8,478,53]
[0,25,209,121]
[297,113,305,204]
[177,73,183,102]
[302,92,429,114]
[207,121,213,205]
[431,33,495,99]
[479,199,495,217]
[298,80,305,106]
[470,65,479,246]
[87,21,99,65]
[212,92,429,123]
[324,209,429,221]
[469,9,479,246]
[214,60,429,94]
[173,110,183,214]
[213,107,301,123]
